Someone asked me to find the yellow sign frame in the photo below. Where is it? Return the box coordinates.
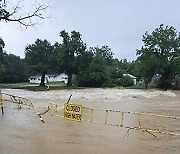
[64,103,82,122]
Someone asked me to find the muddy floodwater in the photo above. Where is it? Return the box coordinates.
[0,88,180,154]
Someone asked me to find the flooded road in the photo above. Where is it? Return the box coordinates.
[0,88,180,154]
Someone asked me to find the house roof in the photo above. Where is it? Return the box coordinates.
[123,74,137,79]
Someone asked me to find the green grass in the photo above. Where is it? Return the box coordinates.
[126,84,145,89]
[47,82,66,86]
[0,82,30,88]
[0,82,146,91]
[0,82,67,91]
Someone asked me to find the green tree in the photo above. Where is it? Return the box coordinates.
[0,37,6,78]
[92,45,114,63]
[25,39,55,86]
[0,38,26,83]
[137,24,180,89]
[88,52,107,87]
[104,59,123,87]
[2,54,27,83]
[76,46,115,87]
[74,51,94,87]
[58,30,86,86]
[135,51,159,88]
[0,37,5,51]
[119,76,134,87]
[117,59,137,76]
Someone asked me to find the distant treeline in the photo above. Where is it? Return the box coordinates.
[0,25,180,89]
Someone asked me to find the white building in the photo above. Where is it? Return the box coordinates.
[28,73,68,84]
[123,74,137,85]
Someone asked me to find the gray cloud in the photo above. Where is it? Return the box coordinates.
[1,0,180,61]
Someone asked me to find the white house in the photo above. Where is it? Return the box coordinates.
[28,73,68,84]
[47,73,68,83]
[123,74,137,85]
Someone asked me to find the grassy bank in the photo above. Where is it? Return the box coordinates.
[0,82,146,91]
[0,82,68,91]
[0,82,30,89]
[126,84,145,89]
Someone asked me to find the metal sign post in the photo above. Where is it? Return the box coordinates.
[0,90,4,115]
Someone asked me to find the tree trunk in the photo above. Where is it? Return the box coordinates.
[145,80,148,89]
[67,73,72,87]
[39,73,46,86]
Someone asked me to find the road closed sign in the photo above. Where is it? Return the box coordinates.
[64,103,82,122]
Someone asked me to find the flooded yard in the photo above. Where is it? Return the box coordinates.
[0,88,180,154]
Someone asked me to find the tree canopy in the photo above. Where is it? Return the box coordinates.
[2,25,180,90]
[0,37,5,51]
[0,37,5,77]
[57,30,87,86]
[2,54,27,83]
[136,24,180,89]
[0,33,137,88]
[74,46,134,87]
[25,39,56,86]
[0,38,26,83]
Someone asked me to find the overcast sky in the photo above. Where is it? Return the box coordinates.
[1,0,180,61]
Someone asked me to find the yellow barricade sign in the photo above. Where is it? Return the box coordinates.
[64,103,82,122]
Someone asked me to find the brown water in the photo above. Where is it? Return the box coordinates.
[0,88,180,154]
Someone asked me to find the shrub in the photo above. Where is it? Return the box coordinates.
[119,76,134,87]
